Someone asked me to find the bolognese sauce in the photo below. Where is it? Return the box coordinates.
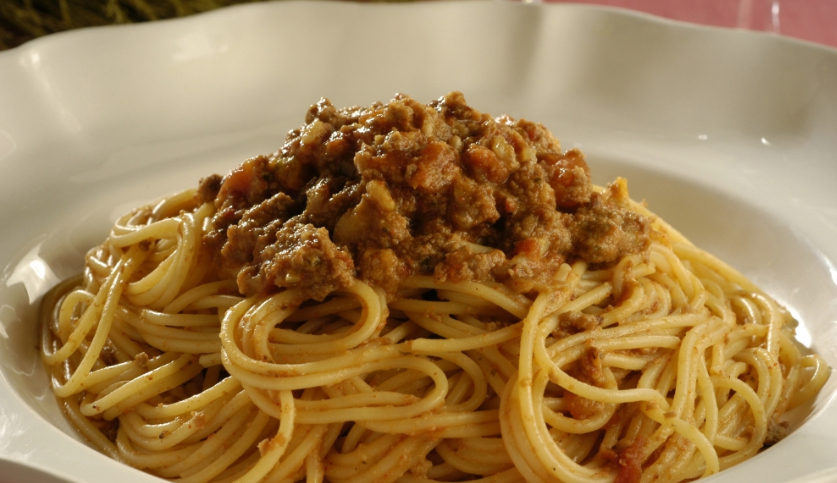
[200,92,649,300]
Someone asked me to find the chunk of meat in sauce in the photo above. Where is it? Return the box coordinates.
[201,92,650,299]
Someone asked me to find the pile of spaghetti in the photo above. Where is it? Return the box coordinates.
[41,93,829,483]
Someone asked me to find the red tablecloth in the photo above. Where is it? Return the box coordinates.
[545,0,837,50]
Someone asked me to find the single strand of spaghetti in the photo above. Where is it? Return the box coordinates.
[235,390,295,483]
[52,248,145,397]
[198,352,222,367]
[401,276,530,319]
[360,409,500,435]
[269,388,415,416]
[141,310,221,327]
[408,323,522,353]
[185,295,244,312]
[788,354,829,409]
[109,218,180,247]
[594,335,682,353]
[138,332,222,354]
[163,279,239,314]
[601,352,657,371]
[55,289,95,343]
[152,189,198,220]
[304,451,324,483]
[133,377,239,421]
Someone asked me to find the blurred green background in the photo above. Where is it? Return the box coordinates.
[0,0,361,50]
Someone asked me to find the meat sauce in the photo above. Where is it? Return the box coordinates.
[199,92,649,300]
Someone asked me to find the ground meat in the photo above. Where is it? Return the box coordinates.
[564,344,608,420]
[611,437,647,483]
[763,419,789,446]
[202,92,650,299]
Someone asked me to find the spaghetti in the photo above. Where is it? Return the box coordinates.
[41,93,828,483]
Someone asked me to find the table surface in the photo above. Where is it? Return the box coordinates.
[543,0,837,50]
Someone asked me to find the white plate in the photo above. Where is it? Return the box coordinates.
[1,2,836,482]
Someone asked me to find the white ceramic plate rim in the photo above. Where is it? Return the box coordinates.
[1,2,837,482]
